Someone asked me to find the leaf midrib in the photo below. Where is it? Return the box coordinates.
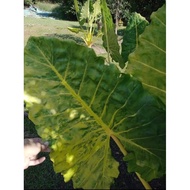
[53,65,113,135]
[33,42,114,136]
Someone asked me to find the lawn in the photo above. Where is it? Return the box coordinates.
[24,17,79,45]
[24,15,126,57]
[24,17,107,55]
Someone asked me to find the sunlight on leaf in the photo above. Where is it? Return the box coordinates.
[24,36,165,189]
[64,168,76,182]
[24,91,41,105]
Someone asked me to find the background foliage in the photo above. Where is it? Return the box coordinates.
[24,0,165,23]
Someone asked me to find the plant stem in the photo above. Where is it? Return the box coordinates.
[110,134,152,190]
[111,134,127,155]
[136,172,152,190]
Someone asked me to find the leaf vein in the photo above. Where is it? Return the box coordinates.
[130,58,165,75]
[140,38,166,53]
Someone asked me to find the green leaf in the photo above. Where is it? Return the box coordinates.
[121,12,149,63]
[67,27,82,34]
[92,0,101,22]
[80,0,92,21]
[127,4,166,104]
[100,0,124,68]
[79,0,101,25]
[24,36,165,188]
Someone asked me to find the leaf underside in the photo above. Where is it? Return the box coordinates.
[24,36,166,189]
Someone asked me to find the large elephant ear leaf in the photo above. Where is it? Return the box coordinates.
[24,36,165,189]
[127,4,166,104]
[24,36,120,189]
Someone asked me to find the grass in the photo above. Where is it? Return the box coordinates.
[24,16,128,60]
[24,17,81,46]
[24,16,104,44]
[24,16,108,55]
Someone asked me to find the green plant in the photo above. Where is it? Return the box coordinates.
[51,0,78,20]
[101,1,166,104]
[24,0,32,6]
[128,0,165,21]
[24,2,166,189]
[68,0,102,47]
